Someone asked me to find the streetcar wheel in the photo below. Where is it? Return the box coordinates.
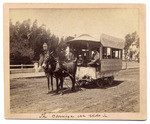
[96,79,103,88]
[108,76,114,85]
[81,80,87,87]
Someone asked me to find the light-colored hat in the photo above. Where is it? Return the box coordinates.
[43,42,47,47]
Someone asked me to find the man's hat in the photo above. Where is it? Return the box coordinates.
[43,42,47,47]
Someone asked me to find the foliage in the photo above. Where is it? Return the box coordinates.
[10,19,74,64]
[124,32,139,61]
[10,19,61,64]
[10,19,34,64]
[55,36,74,61]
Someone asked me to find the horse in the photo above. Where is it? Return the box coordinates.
[39,51,57,93]
[54,59,78,94]
[41,51,78,94]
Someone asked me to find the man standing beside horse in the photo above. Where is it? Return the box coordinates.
[38,42,57,93]
[38,42,50,72]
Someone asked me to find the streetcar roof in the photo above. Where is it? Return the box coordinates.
[67,34,99,43]
[67,34,124,49]
[100,34,124,49]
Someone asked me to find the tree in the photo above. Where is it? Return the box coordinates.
[10,19,34,64]
[55,36,74,61]
[10,19,74,64]
[124,32,139,61]
[10,19,63,64]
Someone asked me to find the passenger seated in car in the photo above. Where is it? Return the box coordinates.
[77,55,83,66]
[88,50,100,66]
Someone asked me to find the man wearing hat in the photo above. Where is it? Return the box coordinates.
[38,42,50,71]
[88,49,100,66]
[42,42,49,55]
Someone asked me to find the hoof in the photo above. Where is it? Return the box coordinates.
[71,89,75,92]
[47,90,53,94]
[60,92,63,95]
[55,91,59,95]
[71,87,75,91]
[47,91,50,94]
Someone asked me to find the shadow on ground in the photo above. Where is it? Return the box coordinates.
[50,87,83,95]
[49,80,124,95]
[83,80,124,89]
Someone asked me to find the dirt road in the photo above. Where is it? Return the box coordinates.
[10,68,139,113]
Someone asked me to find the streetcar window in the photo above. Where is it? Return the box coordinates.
[103,47,107,59]
[103,47,111,59]
[115,50,119,58]
[107,48,111,59]
[112,49,122,59]
[102,47,122,59]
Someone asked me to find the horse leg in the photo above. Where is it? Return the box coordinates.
[70,75,75,91]
[47,75,50,93]
[60,77,64,95]
[56,77,59,93]
[51,75,53,91]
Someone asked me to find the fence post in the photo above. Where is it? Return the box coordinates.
[126,62,127,70]
[34,63,39,72]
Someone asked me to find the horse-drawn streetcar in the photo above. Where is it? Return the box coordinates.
[40,33,124,94]
[67,34,124,87]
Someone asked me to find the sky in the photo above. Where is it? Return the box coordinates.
[10,8,139,39]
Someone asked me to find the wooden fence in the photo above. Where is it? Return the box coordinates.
[10,64,34,70]
[10,64,39,74]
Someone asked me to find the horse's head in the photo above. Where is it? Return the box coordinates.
[41,52,56,71]
[42,53,50,69]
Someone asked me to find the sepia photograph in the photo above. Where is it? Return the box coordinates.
[3,3,146,120]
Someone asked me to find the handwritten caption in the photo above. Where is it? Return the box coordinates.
[39,112,108,119]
